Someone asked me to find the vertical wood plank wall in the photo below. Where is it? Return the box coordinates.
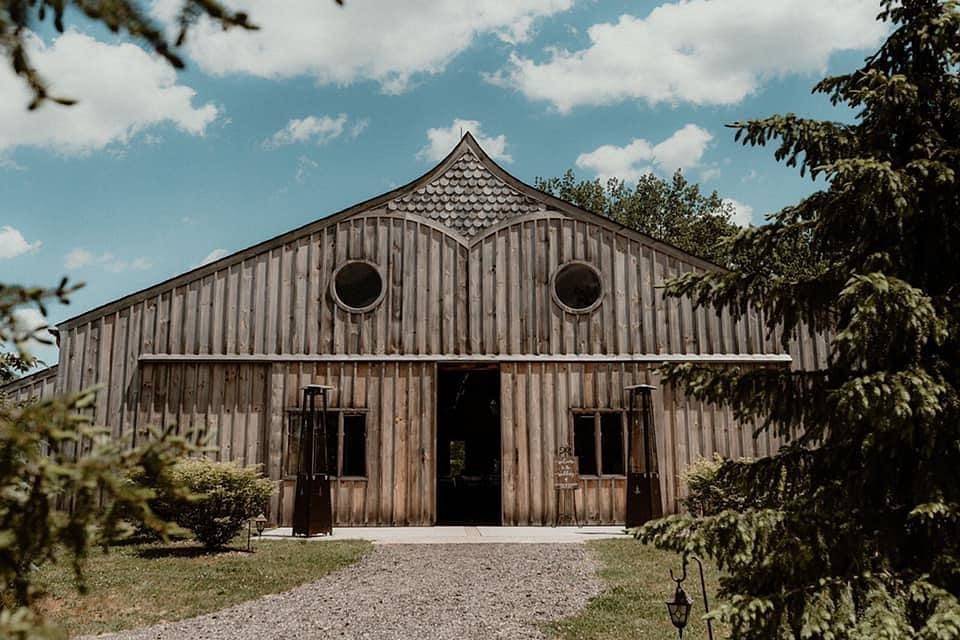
[52,212,815,364]
[499,362,786,524]
[1,366,58,404]
[41,210,828,525]
[134,362,268,464]
[120,359,789,524]
[270,362,436,526]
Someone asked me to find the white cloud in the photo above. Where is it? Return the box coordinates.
[264,114,362,148]
[724,198,755,226]
[575,124,713,182]
[65,248,94,270]
[102,256,153,272]
[10,307,52,354]
[198,248,229,266]
[65,248,152,272]
[491,0,885,112]
[0,156,26,171]
[350,119,370,138]
[699,167,721,182]
[151,0,572,93]
[0,226,42,259]
[418,119,511,163]
[295,156,319,183]
[0,30,218,155]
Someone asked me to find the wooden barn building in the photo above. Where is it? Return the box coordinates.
[1,134,826,527]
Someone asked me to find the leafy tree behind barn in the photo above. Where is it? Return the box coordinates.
[535,170,741,267]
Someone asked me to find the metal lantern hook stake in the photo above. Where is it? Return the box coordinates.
[666,556,715,640]
[690,555,715,640]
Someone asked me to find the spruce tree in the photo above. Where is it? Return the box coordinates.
[639,1,960,637]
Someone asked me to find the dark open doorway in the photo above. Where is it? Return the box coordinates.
[436,365,501,525]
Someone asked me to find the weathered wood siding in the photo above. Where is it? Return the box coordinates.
[134,362,268,462]
[1,365,58,404]
[499,361,789,523]
[468,214,812,356]
[54,212,825,366]
[270,361,435,526]
[57,214,468,368]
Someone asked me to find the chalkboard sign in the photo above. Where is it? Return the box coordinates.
[555,453,580,490]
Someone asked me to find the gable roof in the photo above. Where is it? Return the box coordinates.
[57,133,722,330]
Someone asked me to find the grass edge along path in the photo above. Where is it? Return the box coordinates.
[548,538,725,640]
[36,538,371,638]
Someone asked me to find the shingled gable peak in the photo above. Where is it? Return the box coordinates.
[386,133,546,238]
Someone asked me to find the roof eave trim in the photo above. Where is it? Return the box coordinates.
[0,364,58,393]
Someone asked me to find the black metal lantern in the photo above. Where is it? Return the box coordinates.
[666,582,693,637]
[255,513,268,536]
[625,384,663,527]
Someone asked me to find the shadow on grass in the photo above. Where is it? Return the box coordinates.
[107,532,163,547]
[108,526,194,548]
[135,544,248,559]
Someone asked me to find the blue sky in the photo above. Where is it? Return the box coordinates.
[1,0,887,367]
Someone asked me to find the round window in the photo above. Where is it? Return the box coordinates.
[331,261,385,313]
[552,261,603,313]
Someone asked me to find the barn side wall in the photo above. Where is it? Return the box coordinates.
[498,361,783,523]
[51,211,827,432]
[110,358,791,526]
[128,360,436,526]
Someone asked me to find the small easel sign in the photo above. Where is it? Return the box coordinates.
[554,447,580,526]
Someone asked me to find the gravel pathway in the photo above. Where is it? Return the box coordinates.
[86,544,601,640]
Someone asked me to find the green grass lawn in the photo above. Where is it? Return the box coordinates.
[549,538,725,640]
[35,538,371,638]
[34,535,716,639]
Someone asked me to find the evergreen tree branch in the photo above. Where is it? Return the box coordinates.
[647,2,960,636]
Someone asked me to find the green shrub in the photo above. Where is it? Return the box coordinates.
[681,453,747,516]
[155,459,274,548]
